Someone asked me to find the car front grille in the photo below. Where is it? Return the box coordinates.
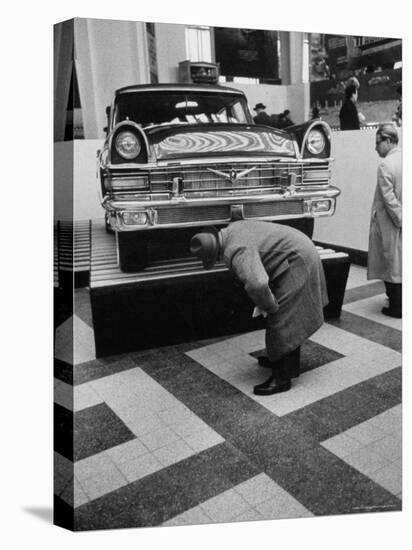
[243,201,303,218]
[157,205,230,224]
[149,161,329,194]
[156,200,303,225]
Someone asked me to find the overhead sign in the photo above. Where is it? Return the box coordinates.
[214,27,278,80]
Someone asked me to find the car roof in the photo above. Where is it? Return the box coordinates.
[115,83,245,96]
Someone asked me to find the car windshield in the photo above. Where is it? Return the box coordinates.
[113,90,250,128]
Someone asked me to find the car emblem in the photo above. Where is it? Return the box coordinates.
[207,166,256,183]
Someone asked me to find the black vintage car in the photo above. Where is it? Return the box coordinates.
[99,83,340,273]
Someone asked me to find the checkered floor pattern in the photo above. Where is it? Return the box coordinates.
[54,265,402,530]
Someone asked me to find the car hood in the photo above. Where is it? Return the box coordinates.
[144,123,297,161]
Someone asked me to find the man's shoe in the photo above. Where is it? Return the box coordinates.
[253,375,291,396]
[382,307,402,319]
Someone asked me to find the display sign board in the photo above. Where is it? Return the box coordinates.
[214,27,278,80]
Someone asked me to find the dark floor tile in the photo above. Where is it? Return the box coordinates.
[74,356,138,385]
[285,369,402,442]
[54,403,73,461]
[54,495,74,531]
[366,368,402,400]
[54,359,74,385]
[70,336,403,530]
[250,339,344,375]
[343,281,385,305]
[74,403,135,461]
[54,288,74,331]
[329,311,401,352]
[74,288,94,328]
[74,442,261,530]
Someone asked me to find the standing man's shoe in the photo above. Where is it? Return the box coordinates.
[382,307,402,319]
[253,374,291,396]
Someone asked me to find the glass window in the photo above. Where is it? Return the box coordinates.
[185,26,212,62]
[114,91,250,127]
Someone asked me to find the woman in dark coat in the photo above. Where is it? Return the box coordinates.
[190,221,329,395]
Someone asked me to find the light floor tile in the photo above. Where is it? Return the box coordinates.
[139,426,181,451]
[343,446,391,475]
[78,466,127,501]
[157,405,198,427]
[74,452,121,484]
[255,491,313,520]
[74,383,103,411]
[182,429,224,453]
[54,452,73,495]
[152,439,194,467]
[121,412,168,437]
[72,477,89,507]
[162,506,211,526]
[322,407,402,494]
[200,488,250,522]
[321,433,363,457]
[188,323,400,416]
[54,379,73,411]
[369,460,402,496]
[107,439,149,465]
[366,434,402,462]
[345,422,388,445]
[234,474,288,507]
[343,294,402,329]
[117,453,163,483]
[71,366,226,505]
[367,407,402,435]
[54,316,74,364]
[170,417,212,438]
[345,265,373,290]
[232,508,264,523]
[73,315,96,364]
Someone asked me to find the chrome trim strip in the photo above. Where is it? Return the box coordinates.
[103,187,340,211]
[103,157,332,170]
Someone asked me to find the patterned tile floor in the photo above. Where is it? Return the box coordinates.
[54,265,402,530]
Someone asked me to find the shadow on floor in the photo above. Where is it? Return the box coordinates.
[22,507,53,524]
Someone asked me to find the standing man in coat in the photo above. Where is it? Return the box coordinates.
[367,123,402,318]
[339,85,360,130]
[253,103,272,126]
[190,221,329,395]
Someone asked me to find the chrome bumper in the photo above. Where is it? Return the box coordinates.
[103,187,341,231]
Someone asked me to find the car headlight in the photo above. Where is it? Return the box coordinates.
[306,130,326,155]
[115,132,141,160]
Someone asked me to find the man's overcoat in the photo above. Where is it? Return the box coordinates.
[367,147,402,283]
[221,221,329,361]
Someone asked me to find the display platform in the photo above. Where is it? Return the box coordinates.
[87,221,350,358]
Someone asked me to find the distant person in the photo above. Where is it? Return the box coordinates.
[277,109,294,128]
[312,106,320,119]
[367,124,402,318]
[392,85,402,127]
[339,84,360,130]
[253,103,271,126]
[190,221,328,396]
[344,77,365,125]
[269,113,280,127]
[346,76,360,90]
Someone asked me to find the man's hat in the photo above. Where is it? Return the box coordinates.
[253,103,266,111]
[190,229,220,269]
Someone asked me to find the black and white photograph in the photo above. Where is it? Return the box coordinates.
[53,16,403,531]
[4,1,410,548]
